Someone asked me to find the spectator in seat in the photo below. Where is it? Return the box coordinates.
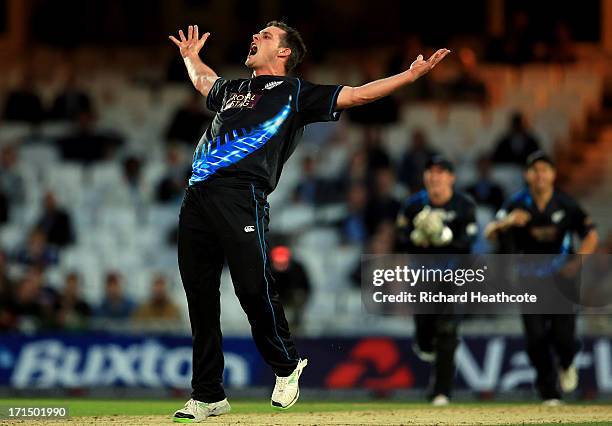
[10,266,58,331]
[166,92,211,145]
[156,145,191,203]
[49,67,92,121]
[133,274,180,321]
[36,191,75,248]
[339,150,368,191]
[398,129,438,193]
[293,156,322,205]
[123,156,148,201]
[363,129,392,176]
[54,271,91,330]
[96,272,134,320]
[270,246,311,332]
[351,222,396,288]
[3,71,45,124]
[465,155,505,211]
[491,112,540,166]
[14,228,59,267]
[55,110,123,164]
[337,184,369,244]
[103,156,153,207]
[364,168,401,236]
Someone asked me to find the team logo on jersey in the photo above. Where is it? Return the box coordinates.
[551,210,565,223]
[244,225,255,233]
[222,92,262,111]
[264,81,284,90]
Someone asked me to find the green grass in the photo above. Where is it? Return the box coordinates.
[0,398,606,417]
[1,399,421,416]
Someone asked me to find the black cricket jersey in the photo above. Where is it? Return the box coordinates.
[190,75,343,192]
[496,189,595,254]
[396,190,478,254]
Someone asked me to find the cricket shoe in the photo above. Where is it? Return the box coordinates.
[559,364,578,393]
[172,398,231,423]
[271,358,308,409]
[431,394,450,406]
[542,398,563,407]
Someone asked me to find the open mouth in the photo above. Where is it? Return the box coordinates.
[248,43,258,56]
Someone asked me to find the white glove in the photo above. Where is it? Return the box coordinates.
[413,206,432,230]
[411,207,453,247]
[420,209,445,237]
[430,226,453,246]
[410,228,430,247]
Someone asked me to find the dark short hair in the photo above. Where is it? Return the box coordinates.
[266,20,306,73]
[426,155,455,173]
[525,150,555,169]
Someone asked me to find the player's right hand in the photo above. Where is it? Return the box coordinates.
[169,25,210,58]
[409,49,451,80]
[507,209,531,227]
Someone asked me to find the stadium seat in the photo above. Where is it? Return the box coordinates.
[273,203,316,233]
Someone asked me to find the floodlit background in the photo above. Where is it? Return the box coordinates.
[0,0,611,399]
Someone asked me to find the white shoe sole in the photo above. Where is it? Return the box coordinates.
[271,388,300,410]
[172,402,231,423]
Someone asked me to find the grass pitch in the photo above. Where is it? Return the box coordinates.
[1,398,611,425]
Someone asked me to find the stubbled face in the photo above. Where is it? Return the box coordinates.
[525,161,556,193]
[245,26,288,70]
[424,166,455,195]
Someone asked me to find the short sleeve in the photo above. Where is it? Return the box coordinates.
[567,197,595,239]
[295,79,343,125]
[206,78,230,113]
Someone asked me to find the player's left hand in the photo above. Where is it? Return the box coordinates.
[409,49,451,80]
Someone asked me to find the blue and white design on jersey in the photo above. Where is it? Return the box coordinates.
[189,99,291,185]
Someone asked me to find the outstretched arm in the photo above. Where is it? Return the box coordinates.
[169,25,219,97]
[336,49,450,110]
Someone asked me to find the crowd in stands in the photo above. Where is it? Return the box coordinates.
[0,22,608,334]
[0,261,182,332]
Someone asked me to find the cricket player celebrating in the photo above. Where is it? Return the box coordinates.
[485,151,598,405]
[169,21,449,422]
[396,156,478,406]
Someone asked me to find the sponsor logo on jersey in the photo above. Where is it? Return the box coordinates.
[222,92,262,111]
[551,210,565,223]
[264,81,284,90]
[244,225,255,233]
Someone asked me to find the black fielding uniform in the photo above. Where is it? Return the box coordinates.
[496,188,594,400]
[180,75,342,402]
[396,190,478,399]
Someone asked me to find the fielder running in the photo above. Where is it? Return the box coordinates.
[169,21,450,422]
[485,151,598,404]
